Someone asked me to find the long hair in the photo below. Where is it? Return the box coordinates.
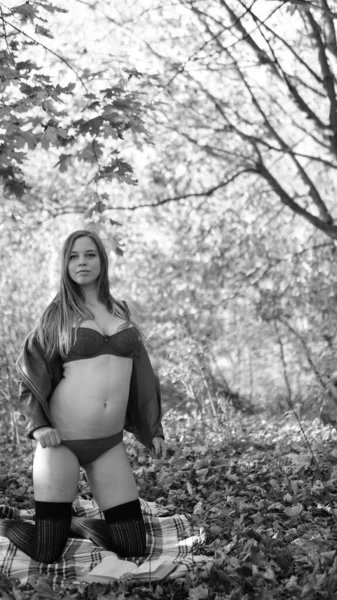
[37,230,136,359]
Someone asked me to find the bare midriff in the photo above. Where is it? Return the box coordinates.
[49,355,133,439]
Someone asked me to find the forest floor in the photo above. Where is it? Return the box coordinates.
[1,405,337,600]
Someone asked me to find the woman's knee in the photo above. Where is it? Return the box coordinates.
[33,443,80,502]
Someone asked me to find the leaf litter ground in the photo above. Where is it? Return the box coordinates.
[1,409,337,600]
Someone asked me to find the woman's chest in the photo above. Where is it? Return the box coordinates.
[84,307,125,336]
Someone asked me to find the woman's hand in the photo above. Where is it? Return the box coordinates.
[151,436,166,459]
[33,427,62,448]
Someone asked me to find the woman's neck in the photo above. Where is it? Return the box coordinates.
[82,287,100,307]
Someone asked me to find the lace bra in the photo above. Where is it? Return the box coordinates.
[63,326,139,363]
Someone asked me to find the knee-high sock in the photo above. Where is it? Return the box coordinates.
[103,499,146,557]
[68,500,147,556]
[0,501,72,564]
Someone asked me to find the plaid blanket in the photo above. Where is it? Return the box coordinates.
[0,498,209,588]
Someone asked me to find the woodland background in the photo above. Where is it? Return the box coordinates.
[2,1,337,599]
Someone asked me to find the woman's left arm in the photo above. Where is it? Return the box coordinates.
[126,298,166,457]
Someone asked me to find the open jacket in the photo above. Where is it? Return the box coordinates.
[16,330,164,449]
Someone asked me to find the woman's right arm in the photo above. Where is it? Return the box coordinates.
[17,329,62,447]
[19,381,62,447]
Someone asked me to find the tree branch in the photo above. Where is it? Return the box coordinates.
[216,0,332,140]
[277,316,325,387]
[0,7,10,52]
[218,0,281,62]
[239,1,329,132]
[305,8,337,154]
[236,0,323,85]
[229,51,333,224]
[177,121,337,171]
[321,0,337,58]
[257,157,337,238]
[112,169,255,210]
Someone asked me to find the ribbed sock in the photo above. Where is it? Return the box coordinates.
[103,499,146,557]
[64,500,147,557]
[0,501,72,564]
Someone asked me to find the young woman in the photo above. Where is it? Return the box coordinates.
[2,230,165,563]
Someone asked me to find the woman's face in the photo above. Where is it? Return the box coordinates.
[68,236,101,288]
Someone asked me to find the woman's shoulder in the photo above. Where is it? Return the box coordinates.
[22,327,45,357]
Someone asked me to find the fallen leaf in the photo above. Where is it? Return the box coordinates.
[284,503,303,517]
[188,584,209,599]
[193,501,203,515]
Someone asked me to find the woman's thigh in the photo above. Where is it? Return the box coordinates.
[33,443,80,502]
[84,442,138,511]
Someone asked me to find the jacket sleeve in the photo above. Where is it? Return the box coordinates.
[16,331,54,438]
[122,299,164,444]
[153,375,164,439]
[19,381,51,438]
[125,343,164,448]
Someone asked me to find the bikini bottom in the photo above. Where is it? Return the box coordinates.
[62,430,123,466]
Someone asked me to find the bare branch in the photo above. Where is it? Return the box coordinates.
[278,317,325,387]
[212,0,333,146]
[321,0,337,58]
[305,8,337,153]
[218,0,281,61]
[237,0,323,84]
[257,157,337,238]
[170,118,337,172]
[240,2,329,132]
[0,7,10,52]
[273,317,324,476]
[112,169,255,210]
[228,51,333,223]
